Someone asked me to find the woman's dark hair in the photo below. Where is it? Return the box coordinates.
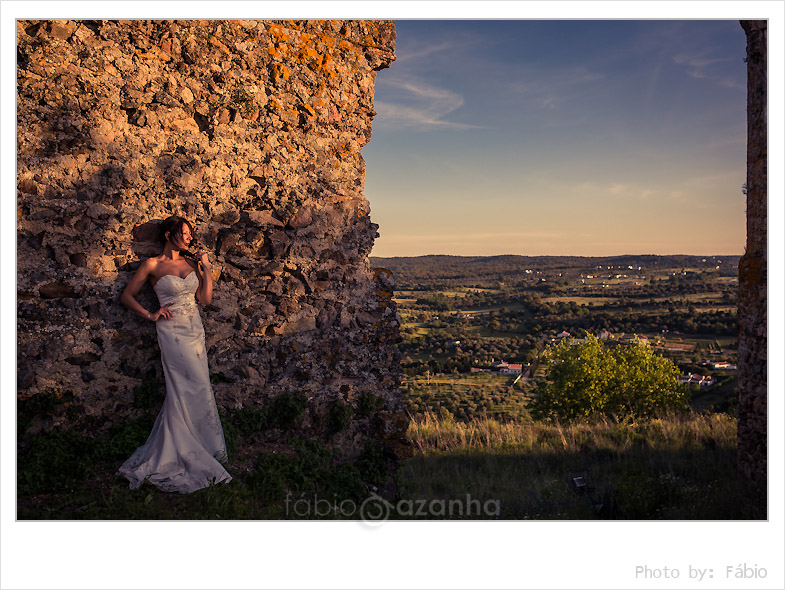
[159,216,199,261]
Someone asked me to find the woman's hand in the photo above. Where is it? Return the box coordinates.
[149,303,174,321]
[197,251,211,274]
[195,252,213,305]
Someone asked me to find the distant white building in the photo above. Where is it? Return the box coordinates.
[709,361,737,370]
[499,364,523,375]
[621,334,649,345]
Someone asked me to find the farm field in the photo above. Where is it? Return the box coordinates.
[372,254,740,420]
[403,373,531,422]
[541,296,620,306]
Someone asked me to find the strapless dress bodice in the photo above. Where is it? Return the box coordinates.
[153,272,199,309]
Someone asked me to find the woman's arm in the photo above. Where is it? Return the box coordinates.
[195,252,213,305]
[120,258,173,321]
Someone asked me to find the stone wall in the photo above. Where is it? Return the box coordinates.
[17,20,408,461]
[737,20,767,481]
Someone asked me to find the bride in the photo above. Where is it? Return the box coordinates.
[117,215,232,493]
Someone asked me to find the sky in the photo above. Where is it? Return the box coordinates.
[363,20,749,257]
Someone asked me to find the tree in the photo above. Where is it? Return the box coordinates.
[531,335,688,421]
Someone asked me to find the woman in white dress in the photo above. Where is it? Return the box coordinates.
[118,216,232,493]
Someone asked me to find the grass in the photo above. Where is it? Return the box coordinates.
[16,391,389,520]
[396,410,765,520]
[17,395,762,520]
[17,432,389,520]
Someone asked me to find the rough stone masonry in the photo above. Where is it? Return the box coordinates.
[738,20,767,482]
[16,20,409,463]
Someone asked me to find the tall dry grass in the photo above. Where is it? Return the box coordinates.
[397,410,763,519]
[407,409,736,454]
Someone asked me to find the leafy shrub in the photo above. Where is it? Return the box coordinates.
[228,404,269,439]
[98,416,156,461]
[327,400,353,437]
[268,391,307,429]
[246,452,298,501]
[531,335,688,421]
[355,441,388,486]
[357,391,385,417]
[132,372,164,410]
[225,391,308,440]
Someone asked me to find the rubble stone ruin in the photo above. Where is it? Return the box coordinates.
[16,20,409,468]
[737,20,767,483]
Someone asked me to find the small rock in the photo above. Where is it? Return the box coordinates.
[39,282,78,299]
[216,207,241,226]
[181,87,194,103]
[247,210,283,227]
[288,207,313,229]
[87,203,117,219]
[50,22,75,40]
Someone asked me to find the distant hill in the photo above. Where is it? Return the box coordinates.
[369,254,740,288]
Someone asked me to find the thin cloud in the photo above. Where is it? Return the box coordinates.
[605,183,658,199]
[395,41,455,63]
[673,54,727,68]
[672,53,744,89]
[568,181,660,201]
[398,81,459,103]
[509,66,605,111]
[374,78,483,130]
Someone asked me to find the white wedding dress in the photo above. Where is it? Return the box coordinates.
[118,271,232,493]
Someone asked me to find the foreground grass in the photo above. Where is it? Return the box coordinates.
[17,406,764,520]
[16,435,381,520]
[398,411,765,519]
[16,393,387,521]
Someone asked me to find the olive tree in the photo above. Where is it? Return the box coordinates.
[531,335,688,421]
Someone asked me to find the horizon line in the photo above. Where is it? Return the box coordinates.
[369,252,744,259]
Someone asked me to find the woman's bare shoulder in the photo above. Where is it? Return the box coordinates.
[140,256,161,268]
[136,256,162,275]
